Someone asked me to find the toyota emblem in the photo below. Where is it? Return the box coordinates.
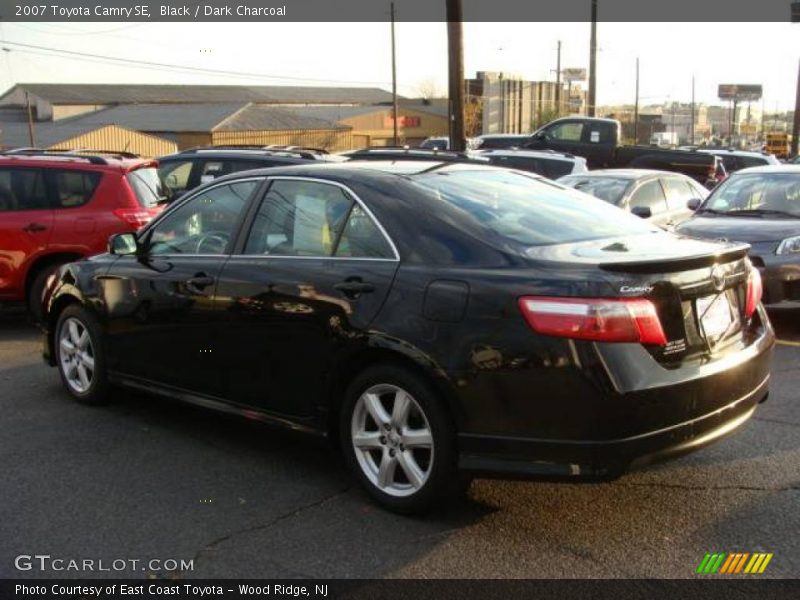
[710,265,726,292]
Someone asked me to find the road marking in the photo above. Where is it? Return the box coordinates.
[776,339,800,347]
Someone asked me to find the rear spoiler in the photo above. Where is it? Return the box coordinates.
[599,243,750,273]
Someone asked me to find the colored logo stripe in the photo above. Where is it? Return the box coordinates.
[698,552,773,574]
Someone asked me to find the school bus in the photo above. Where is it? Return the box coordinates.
[765,132,791,159]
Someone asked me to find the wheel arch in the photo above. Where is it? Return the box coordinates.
[325,340,462,445]
[24,252,85,298]
[44,292,83,366]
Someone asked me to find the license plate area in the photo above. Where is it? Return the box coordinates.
[696,291,739,345]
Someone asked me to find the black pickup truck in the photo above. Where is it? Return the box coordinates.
[477,117,722,187]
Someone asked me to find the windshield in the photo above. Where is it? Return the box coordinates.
[703,172,800,217]
[557,175,632,206]
[127,167,170,208]
[412,167,657,247]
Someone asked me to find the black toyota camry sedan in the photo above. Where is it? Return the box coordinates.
[41,161,774,513]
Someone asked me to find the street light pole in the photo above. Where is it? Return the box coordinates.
[792,57,800,157]
[633,57,639,144]
[446,0,465,151]
[390,2,398,146]
[690,75,695,145]
[555,40,562,116]
[587,0,597,117]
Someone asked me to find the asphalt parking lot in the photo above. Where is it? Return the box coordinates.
[0,308,798,580]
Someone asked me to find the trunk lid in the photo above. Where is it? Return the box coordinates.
[526,233,754,363]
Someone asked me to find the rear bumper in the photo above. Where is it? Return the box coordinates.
[458,319,774,480]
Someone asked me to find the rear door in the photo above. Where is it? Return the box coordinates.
[214,177,399,419]
[0,166,53,299]
[46,168,104,255]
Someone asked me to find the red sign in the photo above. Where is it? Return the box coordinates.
[384,116,421,128]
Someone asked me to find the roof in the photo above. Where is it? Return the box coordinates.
[730,165,800,175]
[474,149,581,162]
[63,103,247,132]
[562,168,670,179]
[2,83,398,106]
[216,105,349,131]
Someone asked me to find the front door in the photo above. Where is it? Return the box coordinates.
[102,178,262,395]
[215,177,399,419]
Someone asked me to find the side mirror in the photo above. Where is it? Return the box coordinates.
[687,198,702,211]
[630,206,653,219]
[108,232,139,256]
[534,132,549,142]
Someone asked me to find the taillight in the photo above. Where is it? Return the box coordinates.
[745,268,762,318]
[113,208,152,230]
[518,296,668,345]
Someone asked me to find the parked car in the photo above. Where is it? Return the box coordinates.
[42,161,773,513]
[676,165,800,307]
[557,169,707,230]
[472,148,587,179]
[158,146,339,200]
[341,147,490,164]
[695,148,781,173]
[418,137,477,150]
[0,149,166,318]
[472,133,533,150]
[483,117,724,187]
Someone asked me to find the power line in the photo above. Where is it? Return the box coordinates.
[0,39,414,89]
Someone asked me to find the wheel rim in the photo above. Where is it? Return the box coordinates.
[58,317,95,394]
[351,384,434,497]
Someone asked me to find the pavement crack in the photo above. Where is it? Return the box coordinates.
[616,481,800,493]
[191,486,351,567]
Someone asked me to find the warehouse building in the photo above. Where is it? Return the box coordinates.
[0,83,448,153]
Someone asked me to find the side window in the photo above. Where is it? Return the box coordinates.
[629,180,668,215]
[661,177,695,210]
[54,171,101,208]
[586,123,613,144]
[159,160,193,194]
[148,180,258,255]
[0,168,48,211]
[335,204,394,259]
[199,161,226,184]
[541,158,575,179]
[244,180,352,257]
[548,122,583,142]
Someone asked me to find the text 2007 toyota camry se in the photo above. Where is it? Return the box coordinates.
[41,162,774,513]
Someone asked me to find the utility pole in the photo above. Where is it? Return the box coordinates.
[633,57,639,144]
[446,0,465,151]
[25,92,35,147]
[587,0,597,117]
[690,76,695,145]
[792,58,800,157]
[390,2,398,146]
[555,40,562,116]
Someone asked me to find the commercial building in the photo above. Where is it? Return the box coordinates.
[465,71,585,135]
[0,83,447,154]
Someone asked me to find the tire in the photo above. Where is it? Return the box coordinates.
[339,364,464,514]
[54,304,110,405]
[27,263,62,324]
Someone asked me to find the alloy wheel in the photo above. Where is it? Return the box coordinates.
[58,317,95,394]
[350,384,434,497]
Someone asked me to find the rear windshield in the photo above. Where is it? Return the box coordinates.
[557,175,631,205]
[126,167,170,208]
[412,167,656,247]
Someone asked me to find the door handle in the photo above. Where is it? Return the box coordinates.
[185,274,214,293]
[334,278,376,298]
[22,223,48,233]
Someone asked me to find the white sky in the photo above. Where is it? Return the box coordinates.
[0,21,797,110]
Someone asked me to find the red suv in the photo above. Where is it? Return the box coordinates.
[0,150,165,318]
